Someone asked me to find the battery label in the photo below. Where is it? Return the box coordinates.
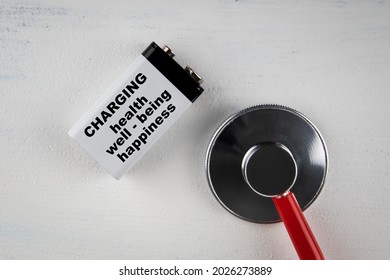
[69,55,192,179]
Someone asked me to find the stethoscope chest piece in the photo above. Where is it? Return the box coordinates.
[206,105,328,223]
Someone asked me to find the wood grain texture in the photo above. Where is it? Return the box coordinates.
[0,0,389,259]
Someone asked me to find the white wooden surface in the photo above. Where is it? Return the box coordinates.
[1,0,390,259]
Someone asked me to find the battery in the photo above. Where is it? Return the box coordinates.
[68,42,204,179]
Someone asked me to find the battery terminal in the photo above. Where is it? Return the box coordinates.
[162,44,202,85]
[162,45,175,58]
[184,66,203,85]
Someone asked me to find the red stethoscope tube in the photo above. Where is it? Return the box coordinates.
[272,191,324,260]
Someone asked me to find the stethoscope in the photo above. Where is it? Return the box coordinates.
[206,105,328,259]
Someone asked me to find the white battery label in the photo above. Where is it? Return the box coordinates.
[69,55,193,179]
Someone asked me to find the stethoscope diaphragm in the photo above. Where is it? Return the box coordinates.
[205,104,328,223]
